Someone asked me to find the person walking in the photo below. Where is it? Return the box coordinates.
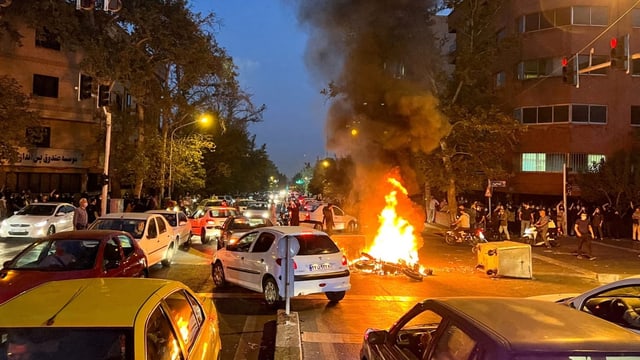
[322,203,335,235]
[591,207,604,240]
[573,212,596,260]
[632,206,640,241]
[288,199,300,226]
[73,198,89,230]
[427,196,439,224]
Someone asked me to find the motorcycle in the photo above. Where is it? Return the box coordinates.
[444,227,488,253]
[522,225,558,247]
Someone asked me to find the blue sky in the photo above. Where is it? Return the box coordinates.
[192,0,328,178]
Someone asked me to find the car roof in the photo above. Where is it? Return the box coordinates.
[429,297,640,352]
[45,229,133,240]
[260,226,327,236]
[146,209,182,215]
[97,212,157,220]
[27,202,72,206]
[0,278,181,327]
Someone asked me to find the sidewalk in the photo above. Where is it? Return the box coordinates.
[424,222,640,283]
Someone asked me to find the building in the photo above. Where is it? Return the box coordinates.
[0,22,110,196]
[449,1,640,198]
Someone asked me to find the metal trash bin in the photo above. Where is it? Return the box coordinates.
[476,241,532,279]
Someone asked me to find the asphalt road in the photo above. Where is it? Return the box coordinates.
[2,228,639,359]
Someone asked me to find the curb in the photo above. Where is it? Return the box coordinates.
[275,309,302,360]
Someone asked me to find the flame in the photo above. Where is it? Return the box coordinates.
[365,177,420,268]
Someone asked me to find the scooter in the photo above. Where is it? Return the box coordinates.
[444,227,488,253]
[522,226,558,247]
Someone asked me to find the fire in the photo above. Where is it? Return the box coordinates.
[365,177,420,268]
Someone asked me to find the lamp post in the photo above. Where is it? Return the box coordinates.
[168,115,209,200]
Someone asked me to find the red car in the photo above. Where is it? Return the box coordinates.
[189,206,238,244]
[0,230,148,304]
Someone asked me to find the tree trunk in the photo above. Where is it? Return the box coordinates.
[159,112,168,201]
[134,104,145,198]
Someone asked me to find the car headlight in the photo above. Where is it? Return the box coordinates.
[33,220,48,227]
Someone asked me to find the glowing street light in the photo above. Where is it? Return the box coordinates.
[168,114,210,199]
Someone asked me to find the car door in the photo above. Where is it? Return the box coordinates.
[117,234,144,277]
[56,205,75,232]
[144,218,162,266]
[243,231,276,292]
[155,216,173,255]
[102,238,126,277]
[177,212,190,240]
[223,231,259,286]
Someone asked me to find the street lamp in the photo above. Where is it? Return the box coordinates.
[168,114,210,200]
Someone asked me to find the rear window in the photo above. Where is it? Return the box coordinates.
[300,203,321,212]
[294,234,339,255]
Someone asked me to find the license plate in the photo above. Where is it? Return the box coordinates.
[308,263,332,271]
[9,232,27,235]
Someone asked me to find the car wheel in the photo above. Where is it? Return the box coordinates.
[263,277,281,307]
[47,225,55,235]
[325,291,346,302]
[161,241,175,267]
[185,232,192,247]
[212,262,226,287]
[201,229,210,244]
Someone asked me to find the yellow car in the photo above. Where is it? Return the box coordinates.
[0,278,221,360]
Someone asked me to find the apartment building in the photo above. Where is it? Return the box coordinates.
[0,23,106,195]
[449,1,640,197]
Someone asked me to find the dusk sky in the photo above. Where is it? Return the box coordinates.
[193,0,328,178]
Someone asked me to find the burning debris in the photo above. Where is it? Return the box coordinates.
[352,176,432,281]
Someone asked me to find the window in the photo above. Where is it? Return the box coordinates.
[633,9,640,27]
[252,233,275,253]
[432,324,477,360]
[572,105,589,123]
[147,220,158,238]
[231,232,258,252]
[590,105,607,123]
[146,306,183,360]
[519,7,606,32]
[631,105,640,125]
[554,105,569,123]
[518,58,555,80]
[520,153,605,173]
[522,108,537,124]
[156,217,168,234]
[495,71,506,88]
[118,235,135,257]
[578,54,608,75]
[32,74,59,98]
[538,106,552,123]
[35,27,60,50]
[164,291,202,350]
[522,153,546,172]
[516,104,606,124]
[573,6,608,25]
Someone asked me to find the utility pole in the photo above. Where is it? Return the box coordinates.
[101,107,112,216]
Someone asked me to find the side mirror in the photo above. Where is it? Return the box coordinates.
[2,260,11,268]
[364,329,388,345]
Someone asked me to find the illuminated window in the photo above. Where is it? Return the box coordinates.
[522,153,546,172]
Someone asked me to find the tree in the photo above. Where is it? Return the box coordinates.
[0,76,40,164]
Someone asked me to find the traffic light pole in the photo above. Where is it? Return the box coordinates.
[101,107,112,216]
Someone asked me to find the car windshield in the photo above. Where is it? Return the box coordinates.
[90,219,146,239]
[294,234,340,255]
[209,209,234,217]
[15,205,56,216]
[230,217,270,230]
[0,328,134,360]
[6,239,100,270]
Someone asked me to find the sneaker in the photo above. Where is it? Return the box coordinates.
[570,250,579,255]
[588,256,597,261]
[577,255,585,259]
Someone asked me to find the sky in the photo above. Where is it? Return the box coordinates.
[191,0,328,178]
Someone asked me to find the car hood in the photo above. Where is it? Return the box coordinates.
[0,269,93,304]
[3,215,53,224]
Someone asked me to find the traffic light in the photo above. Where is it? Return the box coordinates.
[78,74,93,101]
[610,34,629,71]
[561,57,575,85]
[97,85,110,107]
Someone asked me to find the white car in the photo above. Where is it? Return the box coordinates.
[89,212,177,268]
[146,209,192,248]
[0,202,75,239]
[531,274,640,333]
[299,202,358,232]
[234,198,254,213]
[243,201,270,219]
[211,226,351,306]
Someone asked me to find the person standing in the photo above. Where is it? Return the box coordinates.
[519,203,534,238]
[73,198,89,230]
[497,208,510,240]
[591,207,604,240]
[633,206,640,241]
[86,197,99,225]
[427,196,439,224]
[288,199,300,226]
[322,203,335,235]
[573,212,596,260]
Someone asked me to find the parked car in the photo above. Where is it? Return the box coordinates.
[0,202,76,239]
[0,278,221,359]
[0,230,148,304]
[88,212,176,268]
[219,215,274,247]
[531,274,640,333]
[211,226,351,306]
[299,202,358,232]
[146,209,192,248]
[360,297,640,360]
[189,206,238,244]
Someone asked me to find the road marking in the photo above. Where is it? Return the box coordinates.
[301,332,361,344]
[233,311,263,360]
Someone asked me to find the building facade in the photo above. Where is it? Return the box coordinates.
[0,23,105,195]
[450,0,640,197]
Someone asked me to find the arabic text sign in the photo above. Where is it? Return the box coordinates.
[490,180,507,188]
[3,148,84,168]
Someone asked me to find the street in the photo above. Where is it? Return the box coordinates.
[2,227,639,359]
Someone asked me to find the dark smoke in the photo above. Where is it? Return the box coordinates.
[292,0,451,231]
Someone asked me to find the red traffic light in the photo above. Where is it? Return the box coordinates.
[562,57,568,67]
[611,37,618,49]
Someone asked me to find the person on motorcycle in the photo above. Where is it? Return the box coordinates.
[533,209,552,249]
[451,205,471,242]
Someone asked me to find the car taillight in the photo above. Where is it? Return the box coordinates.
[342,255,348,266]
[275,258,297,269]
[304,212,310,220]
